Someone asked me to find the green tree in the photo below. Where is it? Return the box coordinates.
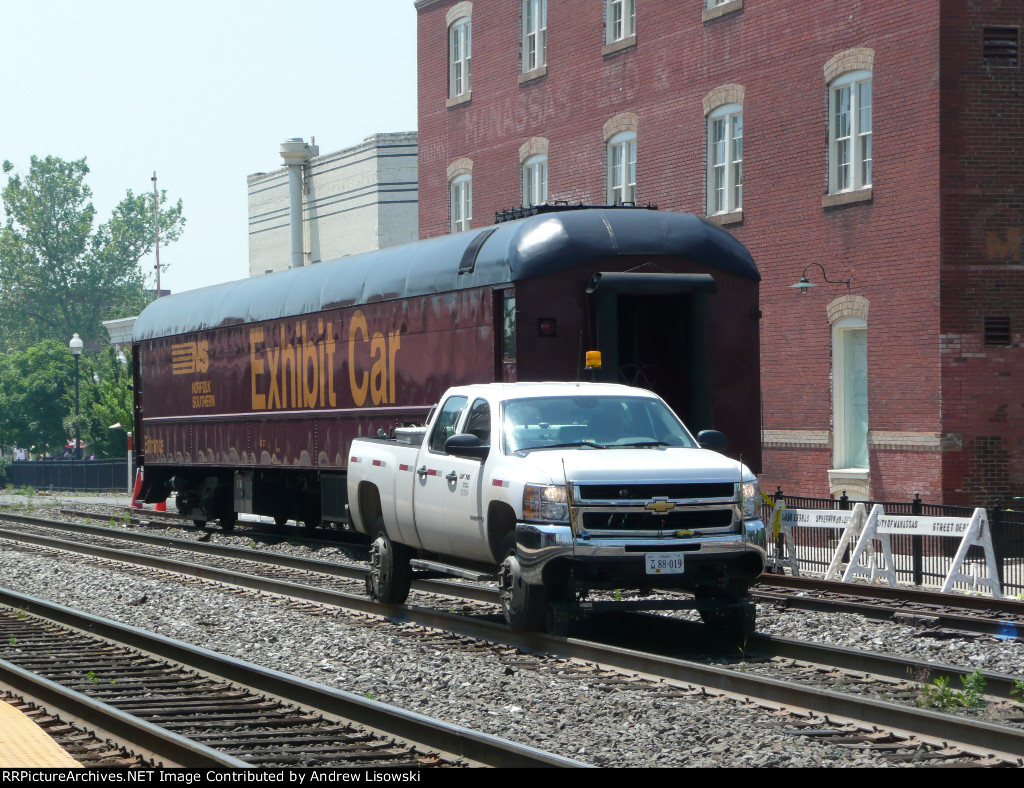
[0,155,184,352]
[0,340,77,455]
[78,346,134,458]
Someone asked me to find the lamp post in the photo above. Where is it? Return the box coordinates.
[69,334,83,461]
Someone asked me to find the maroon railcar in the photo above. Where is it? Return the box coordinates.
[132,207,761,528]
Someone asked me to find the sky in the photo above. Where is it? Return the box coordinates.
[1,0,419,294]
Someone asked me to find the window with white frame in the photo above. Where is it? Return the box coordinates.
[449,17,472,98]
[607,132,637,205]
[522,155,548,206]
[707,104,742,215]
[829,71,872,193]
[832,317,868,469]
[522,0,547,73]
[605,0,635,44]
[450,175,472,232]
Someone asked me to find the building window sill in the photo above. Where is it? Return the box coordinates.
[602,36,636,57]
[702,0,743,23]
[827,468,870,500]
[822,188,872,209]
[446,92,472,109]
[706,210,743,226]
[518,66,547,86]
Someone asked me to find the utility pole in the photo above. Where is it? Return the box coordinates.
[151,172,162,297]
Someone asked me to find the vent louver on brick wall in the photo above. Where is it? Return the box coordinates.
[984,316,1012,347]
[983,27,1020,67]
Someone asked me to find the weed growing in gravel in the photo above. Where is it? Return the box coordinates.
[15,609,27,619]
[960,669,987,709]
[1011,679,1024,706]
[916,671,988,711]
[916,675,958,710]
[86,671,101,685]
[7,637,16,646]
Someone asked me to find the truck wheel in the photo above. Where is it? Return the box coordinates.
[366,528,412,604]
[498,549,548,631]
[698,584,756,639]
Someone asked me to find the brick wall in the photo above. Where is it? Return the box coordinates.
[416,0,1022,505]
[939,0,1024,505]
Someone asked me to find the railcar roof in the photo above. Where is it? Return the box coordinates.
[133,208,758,342]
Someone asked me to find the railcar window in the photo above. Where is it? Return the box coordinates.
[502,396,697,453]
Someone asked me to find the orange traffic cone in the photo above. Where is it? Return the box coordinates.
[130,469,144,509]
[155,500,167,512]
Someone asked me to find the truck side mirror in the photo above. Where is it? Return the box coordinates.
[696,430,727,451]
[445,433,490,460]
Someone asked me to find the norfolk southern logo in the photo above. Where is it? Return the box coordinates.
[172,340,210,375]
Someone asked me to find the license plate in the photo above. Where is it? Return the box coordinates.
[645,552,684,575]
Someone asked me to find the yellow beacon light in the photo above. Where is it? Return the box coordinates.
[585,350,602,369]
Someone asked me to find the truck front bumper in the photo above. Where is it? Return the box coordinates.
[515,520,767,587]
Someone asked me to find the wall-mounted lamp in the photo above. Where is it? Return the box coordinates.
[790,263,851,295]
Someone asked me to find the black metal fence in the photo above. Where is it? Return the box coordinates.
[8,459,135,494]
[763,488,1024,597]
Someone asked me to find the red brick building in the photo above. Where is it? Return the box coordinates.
[415,0,1023,506]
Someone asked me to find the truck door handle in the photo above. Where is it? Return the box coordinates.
[417,466,428,477]
[445,472,458,483]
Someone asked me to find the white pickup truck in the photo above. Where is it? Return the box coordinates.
[347,382,767,633]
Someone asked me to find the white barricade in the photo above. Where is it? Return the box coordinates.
[766,502,866,578]
[842,505,1001,597]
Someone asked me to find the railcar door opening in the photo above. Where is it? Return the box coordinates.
[587,272,716,434]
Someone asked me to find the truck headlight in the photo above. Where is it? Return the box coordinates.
[737,480,760,520]
[523,484,569,523]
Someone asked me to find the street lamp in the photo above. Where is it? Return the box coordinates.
[69,333,83,460]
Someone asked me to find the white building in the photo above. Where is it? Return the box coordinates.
[247,132,418,276]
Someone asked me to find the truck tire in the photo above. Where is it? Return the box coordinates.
[498,537,548,632]
[366,525,412,605]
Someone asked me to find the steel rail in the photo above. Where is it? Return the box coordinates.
[0,511,498,604]
[760,573,1024,617]
[1,524,1023,762]
[0,657,250,768]
[0,588,587,769]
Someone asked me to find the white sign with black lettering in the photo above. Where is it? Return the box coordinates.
[875,515,972,537]
[778,509,854,528]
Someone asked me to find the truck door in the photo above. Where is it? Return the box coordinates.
[413,394,467,555]
[440,398,490,563]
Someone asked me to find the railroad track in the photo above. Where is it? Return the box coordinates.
[0,592,584,768]
[0,510,1022,765]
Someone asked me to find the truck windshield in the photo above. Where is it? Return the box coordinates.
[502,396,698,453]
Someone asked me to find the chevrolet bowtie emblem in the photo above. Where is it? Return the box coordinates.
[644,498,676,514]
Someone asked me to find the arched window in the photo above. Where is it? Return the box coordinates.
[450,174,472,232]
[522,154,548,206]
[707,103,742,215]
[522,0,547,73]
[829,70,872,194]
[605,0,635,44]
[449,16,472,98]
[606,132,636,205]
[832,315,868,470]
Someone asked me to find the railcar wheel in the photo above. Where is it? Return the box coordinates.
[366,526,412,604]
[498,536,547,632]
[192,519,207,528]
[220,510,237,532]
[273,514,289,527]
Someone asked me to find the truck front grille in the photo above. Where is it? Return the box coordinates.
[581,508,734,532]
[576,482,735,502]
